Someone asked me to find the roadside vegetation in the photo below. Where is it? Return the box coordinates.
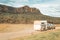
[0,13,60,24]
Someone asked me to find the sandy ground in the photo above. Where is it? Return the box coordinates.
[0,24,60,40]
[0,28,34,40]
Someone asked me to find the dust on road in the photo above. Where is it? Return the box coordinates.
[0,28,35,40]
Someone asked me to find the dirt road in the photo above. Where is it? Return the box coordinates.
[0,27,60,40]
[0,28,35,40]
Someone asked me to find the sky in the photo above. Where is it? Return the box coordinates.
[0,0,60,17]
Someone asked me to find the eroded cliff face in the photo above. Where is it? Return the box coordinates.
[0,5,41,14]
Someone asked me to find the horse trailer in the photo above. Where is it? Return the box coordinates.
[34,20,47,31]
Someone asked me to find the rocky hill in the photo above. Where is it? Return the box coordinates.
[0,5,41,14]
[0,4,60,24]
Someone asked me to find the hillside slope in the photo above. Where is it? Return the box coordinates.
[0,4,60,24]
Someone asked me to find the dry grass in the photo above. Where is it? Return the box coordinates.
[9,29,60,40]
[0,24,33,32]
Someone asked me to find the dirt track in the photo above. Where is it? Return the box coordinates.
[0,27,60,40]
[0,27,34,40]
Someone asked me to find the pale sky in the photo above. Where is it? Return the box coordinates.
[0,0,60,17]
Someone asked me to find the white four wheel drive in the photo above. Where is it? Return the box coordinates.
[47,23,55,30]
